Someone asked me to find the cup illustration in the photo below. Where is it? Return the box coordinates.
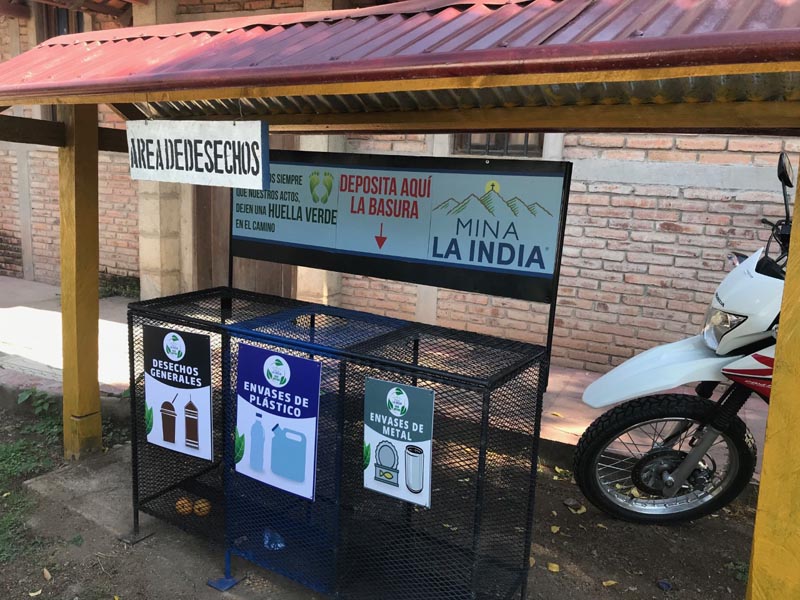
[160,394,178,444]
[405,445,424,494]
[250,413,265,472]
[184,399,199,450]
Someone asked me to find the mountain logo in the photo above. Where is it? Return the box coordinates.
[433,183,553,219]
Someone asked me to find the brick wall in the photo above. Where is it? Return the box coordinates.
[337,133,795,373]
[177,0,302,15]
[346,134,429,155]
[339,275,418,319]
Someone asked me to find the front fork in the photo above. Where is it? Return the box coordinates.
[659,384,752,498]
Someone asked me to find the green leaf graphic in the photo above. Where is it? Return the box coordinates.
[275,359,284,366]
[395,388,403,396]
[145,405,154,435]
[387,398,393,411]
[177,350,183,358]
[363,443,371,471]
[266,369,273,379]
[234,427,246,464]
[280,376,287,385]
[171,334,179,341]
[400,405,407,416]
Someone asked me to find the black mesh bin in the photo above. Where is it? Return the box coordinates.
[127,288,309,541]
[222,303,546,600]
[129,289,545,600]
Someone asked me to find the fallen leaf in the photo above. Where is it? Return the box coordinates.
[28,591,42,597]
[554,466,569,475]
[114,596,120,600]
[597,523,608,530]
[529,557,536,567]
[1,491,9,498]
[550,525,560,534]
[547,563,560,573]
[551,510,557,517]
[602,580,618,587]
[551,412,564,418]
[574,505,587,515]
[42,568,51,581]
[630,487,642,498]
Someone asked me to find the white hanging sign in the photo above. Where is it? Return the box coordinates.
[127,120,269,189]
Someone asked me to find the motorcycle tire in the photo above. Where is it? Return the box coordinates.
[573,394,757,524]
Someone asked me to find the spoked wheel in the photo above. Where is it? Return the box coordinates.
[574,395,757,524]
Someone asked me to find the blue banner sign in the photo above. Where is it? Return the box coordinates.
[234,343,321,500]
[232,153,568,281]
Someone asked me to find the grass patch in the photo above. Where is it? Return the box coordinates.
[0,439,53,563]
[99,273,140,299]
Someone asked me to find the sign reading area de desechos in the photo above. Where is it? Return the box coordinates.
[127,120,269,189]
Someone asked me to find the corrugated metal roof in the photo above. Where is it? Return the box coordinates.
[1,0,800,125]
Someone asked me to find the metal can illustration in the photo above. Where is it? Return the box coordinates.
[405,445,424,494]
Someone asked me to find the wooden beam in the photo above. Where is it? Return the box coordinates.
[5,59,800,107]
[109,103,145,121]
[0,114,65,146]
[0,0,30,19]
[748,182,800,598]
[58,104,101,460]
[254,101,800,134]
[98,126,128,153]
[0,114,126,151]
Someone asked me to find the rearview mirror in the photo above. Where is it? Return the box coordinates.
[778,152,794,188]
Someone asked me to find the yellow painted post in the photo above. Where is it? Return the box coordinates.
[748,183,800,598]
[58,104,102,459]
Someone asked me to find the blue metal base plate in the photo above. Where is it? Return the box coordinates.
[207,576,241,592]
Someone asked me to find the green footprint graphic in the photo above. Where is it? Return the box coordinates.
[309,170,334,204]
[321,172,334,205]
[309,170,321,203]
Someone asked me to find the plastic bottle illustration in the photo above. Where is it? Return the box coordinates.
[250,413,265,472]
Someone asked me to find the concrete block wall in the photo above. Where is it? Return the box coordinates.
[0,147,21,277]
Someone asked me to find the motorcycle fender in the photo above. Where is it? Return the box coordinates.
[582,335,743,408]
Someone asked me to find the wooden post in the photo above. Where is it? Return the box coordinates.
[748,183,800,598]
[59,104,102,459]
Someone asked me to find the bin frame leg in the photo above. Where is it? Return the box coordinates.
[208,549,241,591]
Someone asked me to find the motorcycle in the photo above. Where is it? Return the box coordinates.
[573,152,794,524]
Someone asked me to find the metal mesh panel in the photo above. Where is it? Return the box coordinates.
[129,313,226,542]
[129,288,546,599]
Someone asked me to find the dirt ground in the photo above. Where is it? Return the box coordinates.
[0,408,754,600]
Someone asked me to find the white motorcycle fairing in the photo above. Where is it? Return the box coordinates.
[582,335,744,408]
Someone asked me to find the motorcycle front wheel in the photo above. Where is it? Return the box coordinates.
[574,394,756,524]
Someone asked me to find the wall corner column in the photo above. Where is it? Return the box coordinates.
[59,104,102,459]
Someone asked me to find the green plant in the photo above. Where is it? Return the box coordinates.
[98,272,140,299]
[17,388,57,416]
[363,443,371,470]
[144,404,154,435]
[234,428,245,464]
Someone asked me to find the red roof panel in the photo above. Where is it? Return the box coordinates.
[0,0,798,104]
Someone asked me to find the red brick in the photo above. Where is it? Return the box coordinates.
[698,152,752,165]
[675,136,727,151]
[648,150,696,162]
[625,135,673,150]
[578,134,626,148]
[728,137,783,153]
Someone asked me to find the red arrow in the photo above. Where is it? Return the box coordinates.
[375,223,387,249]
